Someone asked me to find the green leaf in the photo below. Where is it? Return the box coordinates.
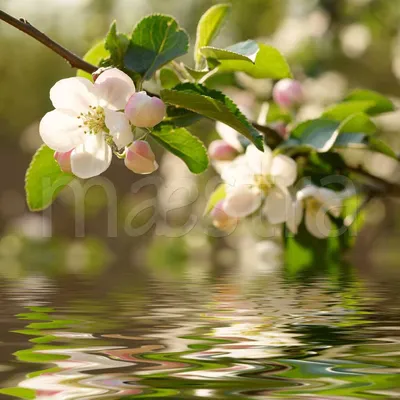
[215,43,292,79]
[161,83,263,151]
[104,21,129,68]
[194,3,231,65]
[151,125,209,174]
[165,106,202,127]
[368,137,398,159]
[291,119,341,152]
[204,184,226,215]
[25,145,75,211]
[322,100,377,121]
[338,112,377,135]
[184,66,210,80]
[344,89,395,115]
[125,14,189,80]
[159,68,181,89]
[77,41,109,80]
[201,40,259,63]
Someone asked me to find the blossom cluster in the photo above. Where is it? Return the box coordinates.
[40,68,165,179]
[209,79,343,239]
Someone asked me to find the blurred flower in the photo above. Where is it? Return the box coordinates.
[40,68,135,179]
[211,200,238,232]
[125,92,166,128]
[289,186,342,238]
[340,24,371,58]
[125,140,158,174]
[273,79,304,109]
[221,145,297,224]
[208,140,239,161]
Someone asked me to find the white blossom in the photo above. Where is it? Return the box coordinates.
[40,68,135,179]
[221,144,297,224]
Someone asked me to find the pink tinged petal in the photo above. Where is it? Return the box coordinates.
[104,109,133,149]
[246,144,273,175]
[223,185,262,218]
[211,200,239,232]
[125,92,166,128]
[273,79,304,109]
[70,135,112,179]
[221,155,253,187]
[50,77,97,112]
[39,109,85,152]
[95,68,136,110]
[263,185,292,225]
[208,140,238,161]
[305,205,332,239]
[124,140,158,174]
[54,150,73,173]
[270,154,298,187]
[216,122,243,152]
[286,199,304,234]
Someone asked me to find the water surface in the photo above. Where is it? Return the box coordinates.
[0,263,399,399]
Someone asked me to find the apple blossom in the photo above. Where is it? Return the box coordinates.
[54,150,72,173]
[125,92,166,128]
[39,68,136,179]
[124,140,158,174]
[208,140,239,161]
[288,185,343,238]
[273,79,304,109]
[211,200,238,232]
[221,145,297,224]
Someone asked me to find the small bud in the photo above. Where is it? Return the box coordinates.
[211,200,238,232]
[273,79,304,109]
[54,150,73,173]
[125,140,158,174]
[125,91,166,128]
[208,140,239,161]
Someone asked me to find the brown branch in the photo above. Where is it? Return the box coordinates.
[0,9,97,73]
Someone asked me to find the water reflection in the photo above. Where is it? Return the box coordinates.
[0,259,399,399]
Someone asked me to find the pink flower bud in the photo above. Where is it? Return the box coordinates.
[211,200,238,232]
[124,140,158,174]
[208,140,239,161]
[271,121,289,139]
[273,79,304,109]
[125,91,166,128]
[54,150,73,173]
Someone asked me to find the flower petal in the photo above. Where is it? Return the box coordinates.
[223,185,262,218]
[221,155,253,187]
[263,185,292,225]
[317,188,342,217]
[270,154,297,187]
[70,134,112,179]
[95,68,136,110]
[245,144,272,175]
[50,77,97,112]
[104,109,133,149]
[286,199,304,234]
[305,205,332,239]
[39,109,85,152]
[216,122,244,152]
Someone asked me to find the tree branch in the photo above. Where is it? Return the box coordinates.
[0,9,97,73]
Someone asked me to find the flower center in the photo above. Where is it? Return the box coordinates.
[254,174,273,193]
[78,106,106,135]
[307,198,322,213]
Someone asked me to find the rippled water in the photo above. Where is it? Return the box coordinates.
[0,263,399,399]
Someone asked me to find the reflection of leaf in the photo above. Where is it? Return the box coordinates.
[125,15,189,80]
[0,388,36,400]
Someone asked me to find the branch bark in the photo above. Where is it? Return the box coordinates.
[0,9,97,73]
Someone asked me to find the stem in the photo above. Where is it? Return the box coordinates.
[0,9,97,73]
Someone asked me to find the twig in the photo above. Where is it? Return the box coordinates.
[0,9,97,73]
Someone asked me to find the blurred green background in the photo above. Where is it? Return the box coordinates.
[0,0,400,280]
